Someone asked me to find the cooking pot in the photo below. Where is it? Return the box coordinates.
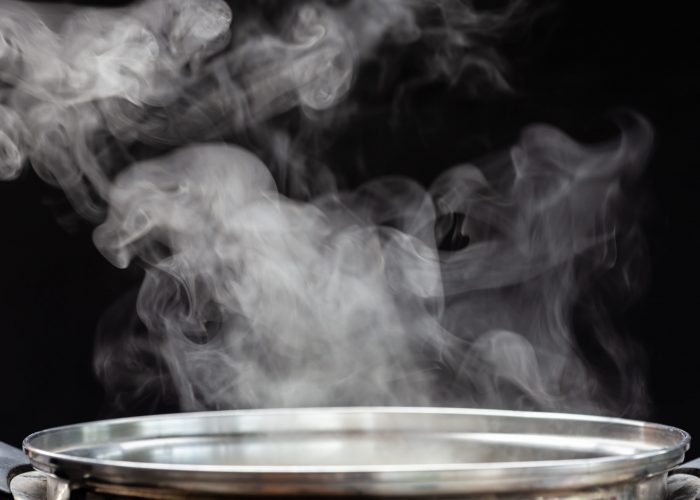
[1,407,699,499]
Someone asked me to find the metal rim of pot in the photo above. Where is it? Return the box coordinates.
[1,407,697,498]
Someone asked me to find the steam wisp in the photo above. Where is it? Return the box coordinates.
[0,0,650,415]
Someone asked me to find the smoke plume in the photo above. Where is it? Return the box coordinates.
[0,0,650,415]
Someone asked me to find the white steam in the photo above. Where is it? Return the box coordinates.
[0,0,650,415]
[90,116,651,412]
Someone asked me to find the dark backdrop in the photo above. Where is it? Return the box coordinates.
[1,0,699,457]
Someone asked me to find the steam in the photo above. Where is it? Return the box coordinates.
[91,117,650,412]
[0,0,650,415]
[0,0,518,209]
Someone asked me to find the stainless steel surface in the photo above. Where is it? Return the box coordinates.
[22,407,690,498]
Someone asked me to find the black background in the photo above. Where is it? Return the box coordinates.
[1,0,699,459]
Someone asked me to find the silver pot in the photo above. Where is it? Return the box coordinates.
[1,407,696,498]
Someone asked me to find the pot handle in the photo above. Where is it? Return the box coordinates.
[669,457,700,500]
[0,441,32,496]
[674,457,700,476]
